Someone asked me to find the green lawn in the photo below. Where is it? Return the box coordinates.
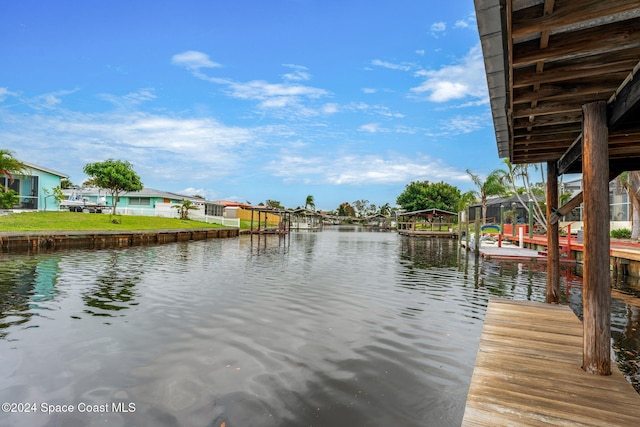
[0,211,230,232]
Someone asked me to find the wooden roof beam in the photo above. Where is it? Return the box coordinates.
[513,57,639,89]
[513,17,640,67]
[513,113,582,129]
[512,0,640,40]
[512,78,624,105]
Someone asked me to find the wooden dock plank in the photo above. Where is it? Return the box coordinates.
[462,298,640,426]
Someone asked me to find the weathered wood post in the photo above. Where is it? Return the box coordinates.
[474,207,481,254]
[511,202,517,238]
[528,199,534,238]
[582,101,611,375]
[546,160,560,303]
[465,208,470,249]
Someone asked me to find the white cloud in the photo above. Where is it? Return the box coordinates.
[410,44,488,103]
[267,152,468,186]
[171,51,221,71]
[359,123,381,133]
[371,59,413,72]
[362,88,377,94]
[100,88,157,107]
[0,87,18,102]
[415,50,425,56]
[454,13,476,29]
[322,103,339,114]
[282,64,311,81]
[345,102,404,119]
[0,106,255,185]
[430,22,446,37]
[431,22,446,32]
[172,52,330,116]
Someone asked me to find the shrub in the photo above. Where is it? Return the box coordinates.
[611,228,632,239]
[0,190,19,209]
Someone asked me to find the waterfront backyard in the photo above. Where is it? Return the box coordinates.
[1,229,639,426]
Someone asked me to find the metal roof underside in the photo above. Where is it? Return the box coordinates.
[475,0,640,174]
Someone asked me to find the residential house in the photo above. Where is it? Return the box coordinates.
[1,162,68,211]
[62,187,238,226]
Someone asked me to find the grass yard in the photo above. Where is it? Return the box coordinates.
[0,211,228,232]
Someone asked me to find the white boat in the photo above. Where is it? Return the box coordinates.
[60,191,107,213]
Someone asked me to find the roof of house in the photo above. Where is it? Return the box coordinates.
[22,161,69,178]
[64,187,215,203]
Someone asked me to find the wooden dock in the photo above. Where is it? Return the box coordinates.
[462,298,640,426]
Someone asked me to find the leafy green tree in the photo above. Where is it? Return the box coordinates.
[466,168,509,224]
[338,202,355,217]
[352,199,369,217]
[42,186,65,211]
[266,200,284,209]
[396,180,461,213]
[379,203,391,216]
[83,159,143,215]
[0,189,19,209]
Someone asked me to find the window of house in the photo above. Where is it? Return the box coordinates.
[0,177,20,193]
[128,197,151,206]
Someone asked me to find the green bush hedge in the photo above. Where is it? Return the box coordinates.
[611,228,632,239]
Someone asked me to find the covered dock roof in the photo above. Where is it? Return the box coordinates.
[398,208,457,218]
[475,0,640,174]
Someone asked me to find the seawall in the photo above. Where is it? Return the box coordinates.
[0,228,239,253]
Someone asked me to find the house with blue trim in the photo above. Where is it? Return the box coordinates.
[0,162,69,211]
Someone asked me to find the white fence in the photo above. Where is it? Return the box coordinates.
[94,203,240,228]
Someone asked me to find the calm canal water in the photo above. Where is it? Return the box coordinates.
[1,228,639,427]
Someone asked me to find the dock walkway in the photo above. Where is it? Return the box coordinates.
[462,298,640,426]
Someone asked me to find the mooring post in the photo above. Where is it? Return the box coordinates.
[582,100,611,375]
[546,160,560,303]
[528,199,534,238]
[474,207,481,253]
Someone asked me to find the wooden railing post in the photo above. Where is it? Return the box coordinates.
[582,100,611,375]
[546,161,560,303]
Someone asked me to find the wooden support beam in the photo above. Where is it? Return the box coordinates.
[581,100,611,376]
[557,134,583,175]
[550,168,625,225]
[609,60,640,129]
[546,160,560,303]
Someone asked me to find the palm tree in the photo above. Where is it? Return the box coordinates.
[619,171,640,239]
[466,168,508,224]
[500,159,548,232]
[305,195,315,211]
[0,149,27,188]
[172,199,199,220]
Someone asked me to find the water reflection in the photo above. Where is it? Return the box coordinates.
[82,251,142,317]
[0,232,639,427]
[0,254,61,337]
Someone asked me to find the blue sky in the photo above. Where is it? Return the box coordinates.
[0,0,503,211]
